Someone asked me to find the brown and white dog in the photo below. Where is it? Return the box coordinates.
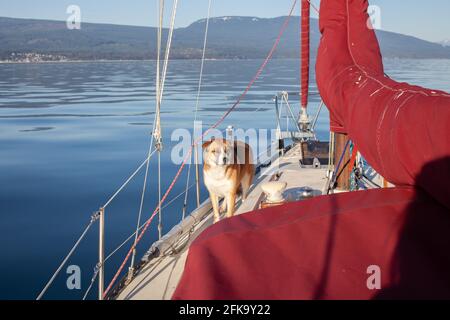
[202,138,254,223]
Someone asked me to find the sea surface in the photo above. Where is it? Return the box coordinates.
[0,59,449,299]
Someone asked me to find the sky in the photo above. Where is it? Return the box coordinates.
[0,0,449,42]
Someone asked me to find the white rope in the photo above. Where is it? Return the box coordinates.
[157,151,163,239]
[194,0,212,119]
[107,182,197,264]
[156,0,164,105]
[182,154,193,219]
[129,0,165,271]
[129,127,156,269]
[183,0,213,219]
[157,0,179,107]
[82,263,100,300]
[154,0,164,148]
[37,212,100,300]
[154,0,179,240]
[154,0,178,147]
[102,150,157,209]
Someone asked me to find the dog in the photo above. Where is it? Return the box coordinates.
[202,138,254,223]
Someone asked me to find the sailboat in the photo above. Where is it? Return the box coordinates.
[38,0,450,300]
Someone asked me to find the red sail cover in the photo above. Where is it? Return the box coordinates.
[316,0,450,209]
[174,189,450,299]
[173,0,450,300]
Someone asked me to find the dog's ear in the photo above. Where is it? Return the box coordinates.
[202,140,213,150]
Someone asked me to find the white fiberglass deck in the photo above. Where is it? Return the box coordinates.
[117,143,328,300]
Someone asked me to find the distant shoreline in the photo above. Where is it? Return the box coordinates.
[1,16,449,62]
[0,58,245,64]
[2,57,450,65]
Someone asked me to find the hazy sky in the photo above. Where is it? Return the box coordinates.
[0,0,449,42]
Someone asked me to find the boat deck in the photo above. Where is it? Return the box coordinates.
[117,143,328,300]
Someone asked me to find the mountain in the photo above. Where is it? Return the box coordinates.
[439,39,450,47]
[1,16,450,62]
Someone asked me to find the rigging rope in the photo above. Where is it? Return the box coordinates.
[83,263,100,300]
[157,151,163,239]
[182,157,193,219]
[154,0,165,150]
[102,0,299,299]
[130,0,165,262]
[156,0,179,118]
[155,0,179,241]
[129,121,156,271]
[102,150,157,208]
[183,0,213,219]
[306,0,319,15]
[37,212,100,300]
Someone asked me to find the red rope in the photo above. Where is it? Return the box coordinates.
[102,0,299,299]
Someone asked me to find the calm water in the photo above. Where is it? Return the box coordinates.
[0,59,449,299]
